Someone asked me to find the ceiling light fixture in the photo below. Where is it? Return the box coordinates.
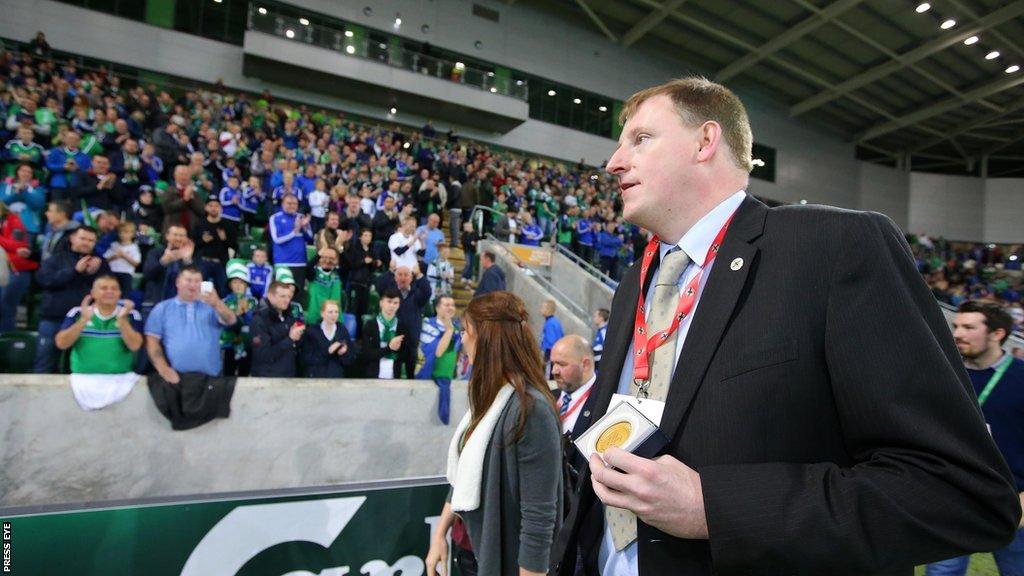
[299,18,310,26]
[285,29,295,39]
[390,107,397,115]
[915,3,930,13]
[1007,64,1020,73]
[964,36,979,45]
[598,105,607,112]
[257,6,267,15]
[344,30,354,38]
[573,98,582,104]
[940,19,956,29]
[548,89,556,96]
[490,87,497,93]
[345,45,356,54]
[986,50,1000,60]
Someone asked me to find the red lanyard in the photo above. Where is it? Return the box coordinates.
[560,386,593,422]
[632,218,733,391]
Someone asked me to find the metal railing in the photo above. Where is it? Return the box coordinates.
[247,5,528,101]
[554,243,618,289]
[482,233,589,319]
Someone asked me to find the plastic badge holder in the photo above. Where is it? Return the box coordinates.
[574,400,670,463]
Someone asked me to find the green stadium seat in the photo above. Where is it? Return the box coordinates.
[0,330,38,374]
[250,227,265,243]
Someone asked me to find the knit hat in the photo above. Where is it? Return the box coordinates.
[274,265,295,285]
[226,259,250,283]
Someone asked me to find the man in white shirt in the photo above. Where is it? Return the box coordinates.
[388,216,423,272]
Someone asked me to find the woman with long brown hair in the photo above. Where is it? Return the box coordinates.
[426,291,563,576]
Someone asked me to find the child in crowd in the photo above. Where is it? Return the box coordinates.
[308,179,330,235]
[103,221,141,295]
[218,174,244,225]
[222,259,257,376]
[247,247,273,300]
[427,241,454,298]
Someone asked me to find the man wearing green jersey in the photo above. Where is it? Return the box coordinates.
[55,274,143,374]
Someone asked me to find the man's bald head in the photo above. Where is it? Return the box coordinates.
[550,334,595,394]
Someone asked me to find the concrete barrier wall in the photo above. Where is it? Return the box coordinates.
[549,250,615,325]
[0,376,468,508]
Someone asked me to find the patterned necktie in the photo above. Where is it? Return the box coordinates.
[607,247,691,551]
[560,392,572,416]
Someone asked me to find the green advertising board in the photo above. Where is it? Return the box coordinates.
[1,479,451,575]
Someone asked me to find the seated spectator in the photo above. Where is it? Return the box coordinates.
[34,226,111,373]
[221,260,257,376]
[103,221,141,295]
[250,280,304,378]
[142,224,196,305]
[359,287,405,379]
[0,163,46,235]
[247,247,273,300]
[55,275,143,374]
[474,250,506,297]
[305,246,342,325]
[301,299,356,378]
[144,265,237,382]
[0,198,38,332]
[388,215,423,272]
[269,193,313,300]
[39,200,79,262]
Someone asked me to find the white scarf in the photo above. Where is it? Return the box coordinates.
[446,384,515,512]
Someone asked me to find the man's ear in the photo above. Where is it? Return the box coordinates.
[695,121,723,164]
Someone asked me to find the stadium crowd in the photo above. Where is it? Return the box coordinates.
[0,33,626,379]
[1,33,1021,382]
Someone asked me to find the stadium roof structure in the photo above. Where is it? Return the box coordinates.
[530,0,1024,176]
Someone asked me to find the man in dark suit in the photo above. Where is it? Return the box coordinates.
[474,250,506,297]
[553,77,1021,576]
[551,335,600,486]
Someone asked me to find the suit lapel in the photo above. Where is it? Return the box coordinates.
[659,196,767,443]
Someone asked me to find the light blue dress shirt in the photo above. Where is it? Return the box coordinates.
[598,190,747,576]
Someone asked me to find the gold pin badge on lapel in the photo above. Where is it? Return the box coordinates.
[730,257,744,271]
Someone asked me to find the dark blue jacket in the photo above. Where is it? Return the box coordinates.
[475,264,506,297]
[36,244,111,320]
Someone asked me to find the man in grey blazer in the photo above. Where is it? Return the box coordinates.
[553,77,1021,576]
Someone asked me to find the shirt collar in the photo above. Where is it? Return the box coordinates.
[659,190,747,267]
[981,351,1010,370]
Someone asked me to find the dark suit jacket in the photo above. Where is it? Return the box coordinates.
[475,264,506,297]
[358,316,408,379]
[554,196,1020,576]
